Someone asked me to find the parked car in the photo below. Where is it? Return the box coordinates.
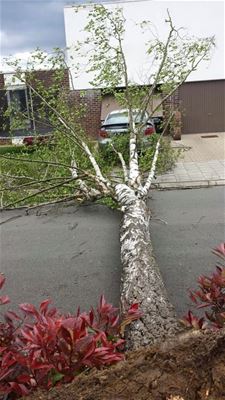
[98,109,155,145]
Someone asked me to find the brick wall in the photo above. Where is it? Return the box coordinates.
[163,88,181,139]
[0,70,70,91]
[69,89,102,139]
[0,73,4,89]
[28,72,101,138]
[27,69,70,90]
[27,69,70,133]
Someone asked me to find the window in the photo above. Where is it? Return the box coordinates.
[7,88,31,130]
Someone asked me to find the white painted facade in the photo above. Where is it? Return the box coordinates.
[64,0,224,90]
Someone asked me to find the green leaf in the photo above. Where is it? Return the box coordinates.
[51,371,64,385]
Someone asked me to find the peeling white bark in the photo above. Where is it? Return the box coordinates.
[129,122,140,188]
[129,137,139,185]
[82,142,110,189]
[115,184,137,211]
[116,183,181,349]
[70,160,91,198]
[70,159,101,200]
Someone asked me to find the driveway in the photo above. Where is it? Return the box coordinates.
[155,132,225,187]
[0,186,224,317]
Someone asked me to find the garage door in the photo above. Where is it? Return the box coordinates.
[179,80,225,134]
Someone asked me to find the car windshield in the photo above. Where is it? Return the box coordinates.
[104,111,148,126]
[104,112,129,125]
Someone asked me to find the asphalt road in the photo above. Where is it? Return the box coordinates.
[0,204,122,313]
[0,186,224,317]
[150,186,225,315]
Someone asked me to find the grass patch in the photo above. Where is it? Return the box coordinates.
[0,145,26,155]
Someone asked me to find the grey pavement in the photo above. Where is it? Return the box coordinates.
[150,187,225,315]
[1,186,224,317]
[155,132,225,188]
[0,204,122,313]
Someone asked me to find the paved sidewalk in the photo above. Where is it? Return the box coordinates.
[154,132,225,188]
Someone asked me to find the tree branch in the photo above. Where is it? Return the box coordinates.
[140,112,174,197]
[1,176,79,209]
[0,154,76,170]
[150,50,212,118]
[139,10,175,121]
[11,68,110,191]
[0,176,72,192]
[109,14,139,187]
[70,159,95,199]
[0,153,113,199]
[0,173,38,181]
[26,82,110,189]
[110,143,129,184]
[24,195,77,212]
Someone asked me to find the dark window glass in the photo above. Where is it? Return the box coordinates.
[9,89,27,113]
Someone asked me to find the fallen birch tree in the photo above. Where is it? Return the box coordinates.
[0,5,214,348]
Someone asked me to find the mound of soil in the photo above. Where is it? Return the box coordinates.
[24,329,225,400]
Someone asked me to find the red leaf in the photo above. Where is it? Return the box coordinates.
[39,299,51,314]
[20,328,34,342]
[89,308,94,325]
[0,295,10,305]
[124,303,143,321]
[77,336,95,360]
[0,274,6,290]
[76,306,81,317]
[110,315,119,328]
[19,303,38,315]
[9,382,30,396]
[197,303,210,309]
[128,303,139,313]
[4,310,21,321]
[0,292,138,394]
[214,243,225,256]
[17,375,32,384]
[0,347,7,355]
[189,290,198,304]
[0,367,16,381]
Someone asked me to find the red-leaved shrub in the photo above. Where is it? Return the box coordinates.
[0,277,142,398]
[182,242,225,330]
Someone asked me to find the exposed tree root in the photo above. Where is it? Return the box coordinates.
[24,328,225,400]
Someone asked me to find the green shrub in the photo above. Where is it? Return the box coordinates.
[99,134,182,175]
[0,134,182,209]
[0,145,27,155]
[139,136,182,174]
[98,135,130,167]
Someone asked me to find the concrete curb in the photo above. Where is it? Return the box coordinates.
[152,179,225,190]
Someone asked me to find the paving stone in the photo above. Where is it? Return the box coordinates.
[156,133,225,188]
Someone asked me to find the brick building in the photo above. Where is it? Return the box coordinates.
[0,73,174,141]
[0,69,102,141]
[0,70,224,141]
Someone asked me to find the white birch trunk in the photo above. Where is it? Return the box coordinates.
[116,184,181,349]
[129,128,140,187]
